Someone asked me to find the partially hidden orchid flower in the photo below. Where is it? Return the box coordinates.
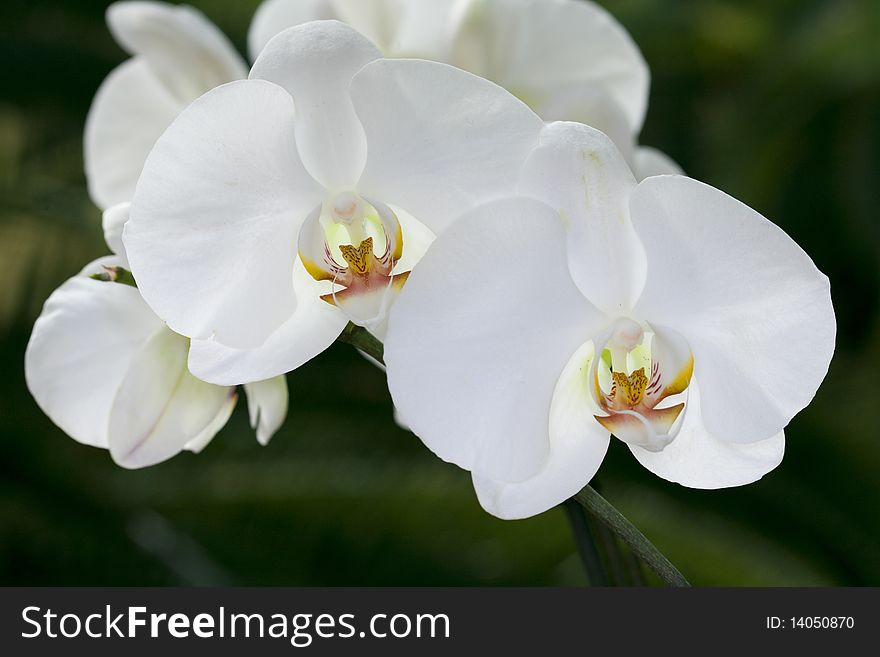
[249,0,677,179]
[85,1,251,210]
[25,205,288,469]
[122,20,545,386]
[383,122,835,519]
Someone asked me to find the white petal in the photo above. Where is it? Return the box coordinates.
[519,121,644,316]
[250,21,381,189]
[630,377,785,488]
[187,262,348,385]
[247,0,338,61]
[384,0,468,59]
[244,376,289,446]
[102,202,130,263]
[25,267,164,449]
[85,1,247,209]
[107,1,246,103]
[335,0,462,57]
[634,146,684,179]
[330,0,402,52]
[534,87,637,168]
[352,58,543,235]
[452,0,649,132]
[184,392,239,454]
[630,176,836,443]
[385,196,605,482]
[248,0,465,61]
[84,58,183,210]
[108,327,235,469]
[391,203,435,274]
[535,93,682,183]
[473,341,610,519]
[125,80,324,349]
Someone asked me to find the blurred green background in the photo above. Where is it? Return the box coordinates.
[1,0,878,586]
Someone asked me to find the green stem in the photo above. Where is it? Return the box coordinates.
[618,533,649,586]
[561,499,608,586]
[338,322,384,363]
[336,323,689,588]
[588,516,632,584]
[574,486,689,587]
[589,482,648,586]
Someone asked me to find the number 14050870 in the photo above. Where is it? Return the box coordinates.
[766,616,854,630]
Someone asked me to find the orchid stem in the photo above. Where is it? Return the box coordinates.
[336,323,690,588]
[338,322,384,362]
[589,515,632,584]
[574,486,689,587]
[562,499,608,586]
[588,481,648,585]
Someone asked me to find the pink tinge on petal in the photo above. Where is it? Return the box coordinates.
[322,271,409,330]
[595,403,684,452]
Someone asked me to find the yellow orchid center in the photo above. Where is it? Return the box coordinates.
[610,368,648,408]
[339,237,374,275]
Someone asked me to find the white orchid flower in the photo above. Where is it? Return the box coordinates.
[85,0,250,210]
[249,0,676,179]
[25,204,288,469]
[383,122,835,520]
[122,20,544,386]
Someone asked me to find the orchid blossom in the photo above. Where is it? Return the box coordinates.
[249,0,678,179]
[122,20,544,387]
[383,122,835,519]
[85,1,249,210]
[25,205,288,469]
[46,0,286,468]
